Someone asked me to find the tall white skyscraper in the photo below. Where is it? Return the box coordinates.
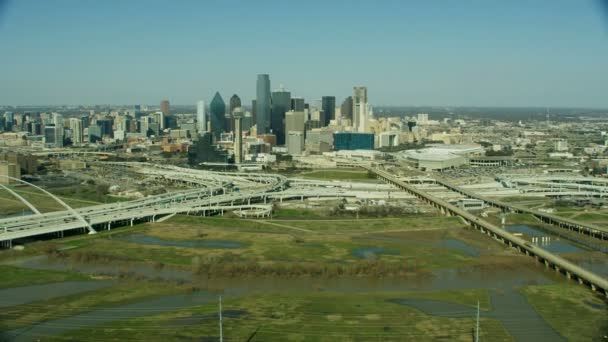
[353,86,368,132]
[69,118,83,144]
[196,100,206,134]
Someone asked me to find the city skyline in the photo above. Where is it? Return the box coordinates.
[1,0,608,107]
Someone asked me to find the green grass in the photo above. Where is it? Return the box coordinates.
[50,215,504,275]
[521,283,608,342]
[268,215,465,232]
[55,289,509,342]
[299,169,378,182]
[0,265,89,289]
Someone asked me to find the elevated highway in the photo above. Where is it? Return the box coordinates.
[434,179,608,240]
[366,166,608,296]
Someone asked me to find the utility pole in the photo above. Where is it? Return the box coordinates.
[475,300,480,342]
[219,295,223,342]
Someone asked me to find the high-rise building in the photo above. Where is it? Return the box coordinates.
[44,125,58,147]
[209,92,226,140]
[321,96,336,127]
[271,86,291,145]
[0,161,20,185]
[3,112,14,131]
[51,113,64,147]
[160,100,170,117]
[256,74,271,134]
[287,131,305,156]
[340,96,353,124]
[69,118,83,144]
[196,100,206,134]
[139,117,151,136]
[285,110,306,135]
[225,94,242,133]
[291,97,305,111]
[229,94,242,114]
[353,87,368,132]
[96,119,113,138]
[233,111,243,164]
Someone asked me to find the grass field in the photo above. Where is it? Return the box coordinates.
[522,283,608,342]
[44,214,512,275]
[53,289,510,342]
[0,265,89,289]
[298,169,379,182]
[1,205,606,341]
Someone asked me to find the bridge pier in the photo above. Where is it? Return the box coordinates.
[130,218,134,227]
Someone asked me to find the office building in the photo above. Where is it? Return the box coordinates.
[287,131,305,156]
[256,74,271,134]
[210,92,226,139]
[285,110,306,135]
[160,100,170,117]
[69,118,83,144]
[340,96,353,123]
[0,161,20,184]
[334,132,374,150]
[44,125,57,147]
[196,100,206,134]
[271,86,291,145]
[353,87,368,132]
[291,97,305,111]
[96,119,113,138]
[88,125,103,143]
[234,112,243,164]
[321,96,335,126]
[3,112,14,131]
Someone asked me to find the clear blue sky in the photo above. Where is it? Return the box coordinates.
[1,0,607,107]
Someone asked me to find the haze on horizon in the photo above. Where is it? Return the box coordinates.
[0,0,607,108]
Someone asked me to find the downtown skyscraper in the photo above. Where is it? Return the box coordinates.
[209,92,226,140]
[321,96,336,127]
[196,100,206,134]
[256,74,271,134]
[353,87,368,133]
[271,86,291,145]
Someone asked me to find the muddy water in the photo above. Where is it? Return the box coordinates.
[6,291,218,342]
[389,290,566,342]
[0,281,114,308]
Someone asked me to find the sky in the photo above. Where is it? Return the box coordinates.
[0,0,607,108]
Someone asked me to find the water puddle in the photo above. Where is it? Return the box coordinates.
[504,225,585,254]
[388,290,566,342]
[351,247,399,259]
[440,239,479,257]
[0,281,114,308]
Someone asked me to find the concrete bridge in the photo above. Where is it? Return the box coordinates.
[434,178,608,241]
[366,166,608,297]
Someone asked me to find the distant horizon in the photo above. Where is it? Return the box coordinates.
[2,103,608,112]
